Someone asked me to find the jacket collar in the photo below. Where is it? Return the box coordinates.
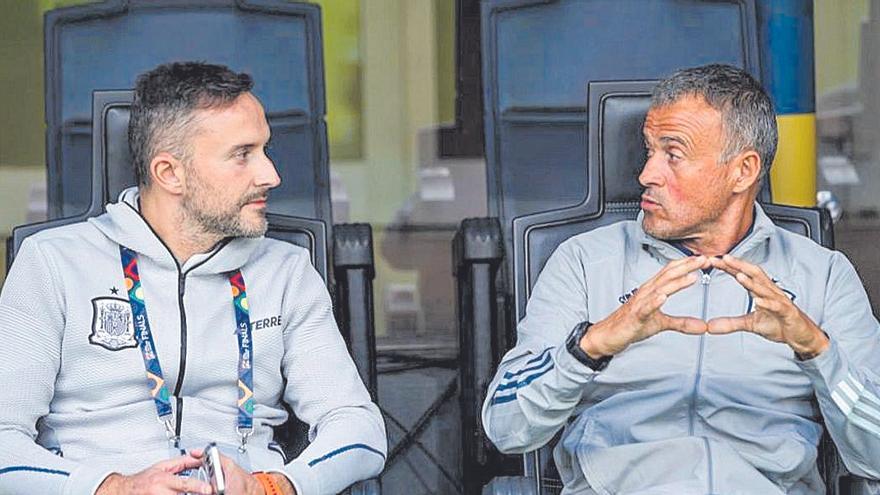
[637,202,775,264]
[89,187,261,274]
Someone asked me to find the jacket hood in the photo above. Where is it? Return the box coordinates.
[637,202,775,263]
[88,187,262,274]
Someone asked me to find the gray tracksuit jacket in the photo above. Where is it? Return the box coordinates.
[482,204,880,494]
[0,188,386,495]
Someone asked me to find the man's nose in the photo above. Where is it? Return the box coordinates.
[256,153,281,189]
[638,153,664,188]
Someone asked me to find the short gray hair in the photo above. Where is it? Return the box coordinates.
[651,64,777,180]
[129,62,254,187]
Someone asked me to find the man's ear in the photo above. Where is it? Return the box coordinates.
[731,150,762,194]
[149,152,186,195]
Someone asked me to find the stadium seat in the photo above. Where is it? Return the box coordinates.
[13,9,381,483]
[30,6,381,485]
[455,79,875,495]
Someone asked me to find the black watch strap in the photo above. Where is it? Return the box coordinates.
[565,321,612,371]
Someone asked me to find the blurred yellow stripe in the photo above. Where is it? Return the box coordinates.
[770,113,816,207]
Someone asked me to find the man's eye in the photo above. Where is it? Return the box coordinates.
[236,149,250,160]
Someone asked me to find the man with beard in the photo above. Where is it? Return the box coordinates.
[0,62,386,495]
[482,64,880,493]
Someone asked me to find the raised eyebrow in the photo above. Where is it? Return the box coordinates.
[659,135,688,147]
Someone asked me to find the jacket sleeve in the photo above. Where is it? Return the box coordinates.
[798,251,880,479]
[275,252,386,495]
[0,238,116,495]
[482,240,603,453]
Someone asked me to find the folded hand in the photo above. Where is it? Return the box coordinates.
[707,254,828,358]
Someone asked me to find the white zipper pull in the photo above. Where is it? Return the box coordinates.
[700,272,711,285]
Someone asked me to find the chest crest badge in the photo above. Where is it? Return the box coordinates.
[89,297,137,351]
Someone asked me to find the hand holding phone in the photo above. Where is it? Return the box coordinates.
[202,442,226,495]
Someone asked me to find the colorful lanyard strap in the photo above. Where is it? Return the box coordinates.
[119,246,255,452]
[230,269,255,451]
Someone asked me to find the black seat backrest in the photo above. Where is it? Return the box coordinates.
[515,81,833,322]
[44,0,329,224]
[481,0,763,265]
[9,90,328,280]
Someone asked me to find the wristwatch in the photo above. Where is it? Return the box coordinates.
[565,321,612,371]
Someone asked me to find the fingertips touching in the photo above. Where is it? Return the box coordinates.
[708,255,731,269]
[683,317,709,333]
[666,316,708,334]
[707,317,743,334]
[688,255,708,266]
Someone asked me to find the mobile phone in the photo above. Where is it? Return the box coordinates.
[203,442,226,494]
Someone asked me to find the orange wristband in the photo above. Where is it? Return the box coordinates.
[253,472,284,495]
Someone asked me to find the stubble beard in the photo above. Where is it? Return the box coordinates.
[642,211,694,240]
[187,203,267,239]
[182,180,268,240]
[642,199,726,242]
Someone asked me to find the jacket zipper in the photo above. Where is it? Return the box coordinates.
[688,271,712,436]
[173,271,187,442]
[169,246,231,442]
[123,201,230,444]
[690,271,714,494]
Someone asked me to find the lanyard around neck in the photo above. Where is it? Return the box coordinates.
[119,246,255,452]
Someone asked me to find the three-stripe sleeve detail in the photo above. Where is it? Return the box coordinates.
[831,373,880,437]
[490,348,555,406]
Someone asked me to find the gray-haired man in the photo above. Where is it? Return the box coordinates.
[483,64,880,494]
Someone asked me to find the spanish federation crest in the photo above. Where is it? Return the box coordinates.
[90,297,137,351]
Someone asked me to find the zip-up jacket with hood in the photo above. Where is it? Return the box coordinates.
[483,204,880,494]
[0,188,386,495]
